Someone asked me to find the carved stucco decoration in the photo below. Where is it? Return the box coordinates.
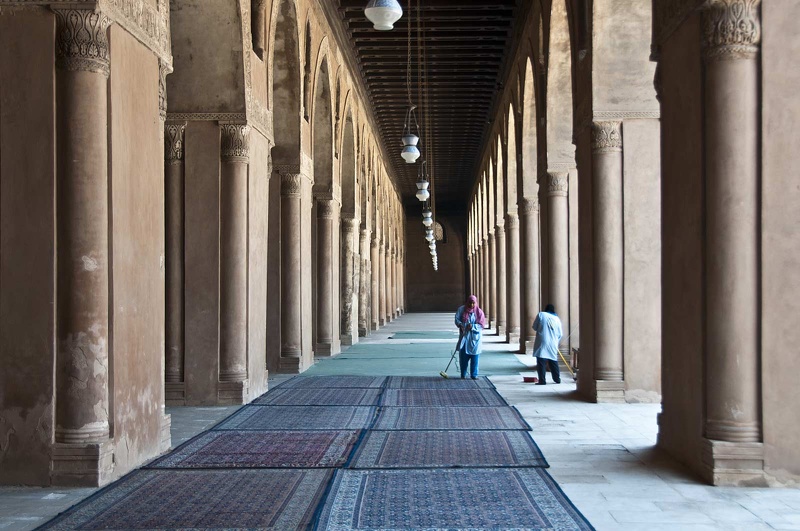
[702,0,761,61]
[316,198,337,219]
[547,172,569,196]
[280,173,303,196]
[54,9,112,76]
[591,121,623,154]
[220,124,251,163]
[164,123,186,164]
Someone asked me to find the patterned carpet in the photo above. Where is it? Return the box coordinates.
[254,387,382,406]
[373,406,531,430]
[380,388,508,407]
[389,331,460,339]
[274,375,386,389]
[348,430,548,468]
[385,375,495,389]
[215,405,377,430]
[38,469,331,530]
[39,375,593,530]
[315,468,594,530]
[147,430,360,468]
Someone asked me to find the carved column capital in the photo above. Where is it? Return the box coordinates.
[371,235,380,249]
[220,124,250,163]
[547,172,569,197]
[317,198,338,219]
[519,197,540,214]
[342,216,360,232]
[164,123,186,164]
[591,121,623,154]
[54,9,112,77]
[702,0,761,61]
[281,173,303,197]
[506,213,520,229]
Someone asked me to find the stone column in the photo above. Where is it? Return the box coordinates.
[393,245,398,319]
[488,232,497,333]
[547,172,570,354]
[379,240,387,326]
[218,124,250,403]
[495,222,507,336]
[52,8,113,485]
[701,0,763,483]
[481,238,491,327]
[358,228,371,336]
[340,216,359,345]
[280,173,304,365]
[164,123,186,402]
[506,213,521,344]
[384,243,392,322]
[371,235,380,330]
[591,121,625,401]
[520,197,540,352]
[315,198,340,356]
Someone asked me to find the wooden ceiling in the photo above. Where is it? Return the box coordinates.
[333,0,522,209]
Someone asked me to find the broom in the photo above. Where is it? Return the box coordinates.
[440,333,462,378]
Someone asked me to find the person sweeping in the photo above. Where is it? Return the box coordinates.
[454,295,486,379]
[532,304,563,385]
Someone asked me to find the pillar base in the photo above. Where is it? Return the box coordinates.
[523,338,536,354]
[165,382,186,406]
[358,327,369,337]
[507,331,520,345]
[379,318,386,326]
[341,333,358,347]
[278,356,304,374]
[218,380,249,405]
[591,380,626,403]
[51,441,114,487]
[701,439,765,486]
[159,414,172,453]
[371,323,379,331]
[315,339,341,357]
[496,324,506,337]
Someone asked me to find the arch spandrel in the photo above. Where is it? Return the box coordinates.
[311,56,334,194]
[506,102,519,215]
[546,0,576,170]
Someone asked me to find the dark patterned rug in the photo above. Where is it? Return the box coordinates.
[253,387,382,406]
[389,331,460,339]
[380,388,508,407]
[315,468,594,530]
[254,387,382,406]
[215,405,376,430]
[373,406,531,430]
[274,375,386,389]
[38,468,331,530]
[146,430,360,469]
[348,430,548,469]
[386,375,495,389]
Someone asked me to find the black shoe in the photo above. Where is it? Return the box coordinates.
[471,377,477,380]
[553,380,561,384]
[535,382,546,386]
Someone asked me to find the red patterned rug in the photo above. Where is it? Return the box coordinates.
[215,405,377,430]
[38,469,331,530]
[254,387,382,406]
[147,430,360,468]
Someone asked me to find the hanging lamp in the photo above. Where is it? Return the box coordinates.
[415,161,430,202]
[364,0,403,31]
[400,106,420,163]
[422,208,433,227]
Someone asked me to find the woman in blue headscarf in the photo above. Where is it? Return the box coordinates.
[454,295,487,379]
[532,303,563,384]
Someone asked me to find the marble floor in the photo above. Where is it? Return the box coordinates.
[1,313,799,530]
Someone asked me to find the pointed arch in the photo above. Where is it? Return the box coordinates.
[506,101,519,215]
[521,56,539,197]
[312,54,333,193]
[269,0,301,164]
